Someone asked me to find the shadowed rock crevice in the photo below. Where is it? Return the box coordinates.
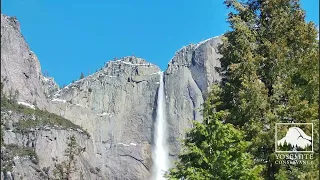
[151,83,160,146]
[118,154,150,171]
[187,83,196,121]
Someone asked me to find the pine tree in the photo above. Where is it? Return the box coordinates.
[166,87,263,179]
[79,72,84,79]
[167,0,318,179]
[53,135,83,180]
[217,0,319,179]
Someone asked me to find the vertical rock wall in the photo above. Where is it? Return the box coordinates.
[1,13,222,179]
[164,37,222,161]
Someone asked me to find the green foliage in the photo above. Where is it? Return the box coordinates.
[12,110,89,137]
[166,87,263,179]
[0,89,90,137]
[216,0,319,179]
[53,135,84,180]
[6,87,19,104]
[2,144,39,173]
[5,144,38,162]
[168,0,318,179]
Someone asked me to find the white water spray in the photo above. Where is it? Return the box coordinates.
[152,72,169,180]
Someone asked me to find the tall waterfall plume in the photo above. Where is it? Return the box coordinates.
[152,72,169,180]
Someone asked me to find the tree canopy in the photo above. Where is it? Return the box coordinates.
[166,0,319,179]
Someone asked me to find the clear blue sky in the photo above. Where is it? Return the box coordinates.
[2,0,319,86]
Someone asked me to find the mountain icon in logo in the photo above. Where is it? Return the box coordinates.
[277,127,312,149]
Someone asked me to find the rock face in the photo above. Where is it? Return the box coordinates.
[1,14,55,109]
[48,57,161,179]
[1,108,98,180]
[164,37,222,161]
[42,76,60,98]
[1,13,222,180]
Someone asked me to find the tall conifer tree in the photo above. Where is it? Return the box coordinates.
[167,0,319,179]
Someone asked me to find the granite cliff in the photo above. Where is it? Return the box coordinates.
[1,14,57,110]
[1,14,221,180]
[164,37,222,160]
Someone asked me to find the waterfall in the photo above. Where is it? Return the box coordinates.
[152,72,169,180]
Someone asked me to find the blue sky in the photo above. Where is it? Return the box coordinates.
[2,0,319,86]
